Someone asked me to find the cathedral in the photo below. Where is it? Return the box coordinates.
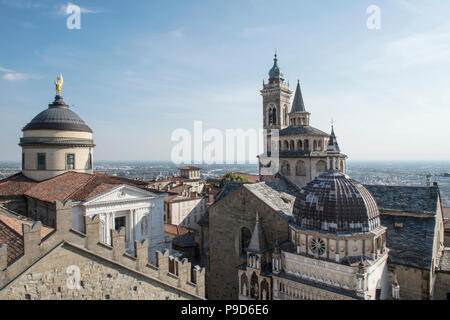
[0,77,205,300]
[205,55,448,300]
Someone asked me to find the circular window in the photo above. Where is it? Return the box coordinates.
[310,237,326,255]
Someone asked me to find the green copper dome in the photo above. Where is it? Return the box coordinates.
[268,54,284,80]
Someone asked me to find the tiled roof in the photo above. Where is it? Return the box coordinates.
[164,224,194,237]
[293,171,381,234]
[24,171,93,203]
[364,185,439,215]
[279,125,329,137]
[215,182,247,203]
[244,179,297,219]
[179,166,201,170]
[0,173,37,197]
[380,214,436,269]
[0,207,54,265]
[0,171,151,204]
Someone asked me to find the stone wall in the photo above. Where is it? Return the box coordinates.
[0,201,205,300]
[433,271,450,300]
[388,264,429,300]
[208,186,289,299]
[0,243,193,300]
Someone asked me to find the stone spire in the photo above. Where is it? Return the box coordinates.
[290,80,306,113]
[327,125,340,152]
[247,212,268,253]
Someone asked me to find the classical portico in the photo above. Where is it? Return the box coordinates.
[72,184,169,264]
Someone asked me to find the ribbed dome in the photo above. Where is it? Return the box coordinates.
[293,171,381,234]
[23,95,92,133]
[268,54,284,80]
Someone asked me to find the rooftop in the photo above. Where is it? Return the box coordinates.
[0,207,54,265]
[0,171,150,204]
[364,184,440,215]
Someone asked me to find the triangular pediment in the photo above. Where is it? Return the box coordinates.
[83,184,162,205]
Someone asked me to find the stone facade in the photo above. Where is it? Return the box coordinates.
[165,196,208,230]
[208,186,290,299]
[0,201,205,300]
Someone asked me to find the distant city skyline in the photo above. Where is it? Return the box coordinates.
[1,0,450,162]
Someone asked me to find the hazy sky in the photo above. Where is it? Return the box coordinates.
[0,0,449,162]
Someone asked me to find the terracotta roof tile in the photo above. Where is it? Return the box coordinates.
[0,173,37,197]
[20,171,150,203]
[164,224,194,237]
[0,208,54,265]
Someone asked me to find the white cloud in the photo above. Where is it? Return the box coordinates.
[2,73,38,81]
[0,66,14,73]
[363,23,450,72]
[57,2,103,16]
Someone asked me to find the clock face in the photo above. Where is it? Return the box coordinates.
[310,237,326,256]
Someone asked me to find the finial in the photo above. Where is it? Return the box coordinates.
[54,73,63,96]
[330,118,335,127]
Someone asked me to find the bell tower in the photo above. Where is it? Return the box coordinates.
[261,54,292,131]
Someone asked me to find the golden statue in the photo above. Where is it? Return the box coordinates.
[54,74,63,95]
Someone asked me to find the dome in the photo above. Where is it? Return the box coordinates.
[268,54,284,80]
[23,95,92,133]
[293,171,381,234]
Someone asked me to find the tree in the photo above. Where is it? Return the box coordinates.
[220,172,249,187]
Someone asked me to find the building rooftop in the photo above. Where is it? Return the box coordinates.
[0,171,150,204]
[279,125,330,137]
[23,95,92,133]
[365,184,440,215]
[0,207,54,265]
[293,171,381,234]
[380,214,436,269]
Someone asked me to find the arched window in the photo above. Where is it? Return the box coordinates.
[250,272,259,299]
[313,140,317,151]
[241,274,249,296]
[289,140,294,151]
[141,215,148,237]
[297,140,303,151]
[283,106,288,126]
[261,279,270,300]
[272,107,277,125]
[241,227,252,254]
[318,140,323,151]
[283,140,289,151]
[281,161,291,176]
[268,108,273,125]
[295,160,306,176]
[304,140,309,151]
[316,160,327,173]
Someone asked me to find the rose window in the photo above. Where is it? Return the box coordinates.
[309,237,326,255]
